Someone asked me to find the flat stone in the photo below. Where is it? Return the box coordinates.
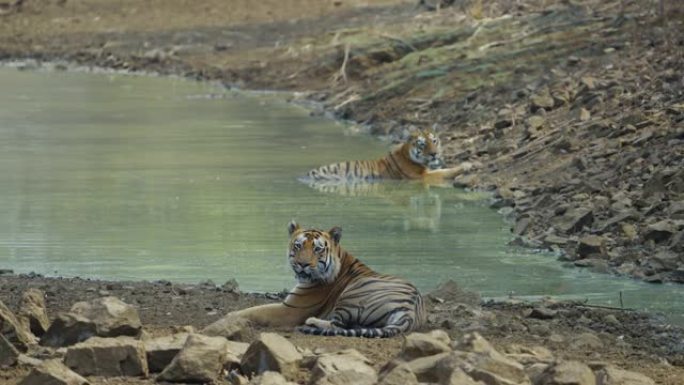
[536,360,595,385]
[504,344,554,366]
[555,208,593,234]
[406,352,451,382]
[401,331,452,360]
[157,333,233,383]
[40,313,97,348]
[201,313,252,341]
[644,220,676,243]
[570,333,603,350]
[241,333,302,379]
[450,333,529,385]
[144,332,189,373]
[310,349,377,385]
[18,359,90,385]
[527,116,546,130]
[0,333,20,367]
[0,299,36,352]
[18,288,50,337]
[576,235,606,258]
[64,336,148,377]
[595,366,655,385]
[70,296,141,338]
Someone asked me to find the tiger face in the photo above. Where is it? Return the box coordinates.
[408,130,443,170]
[287,221,342,284]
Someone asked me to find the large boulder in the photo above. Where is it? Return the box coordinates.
[63,336,148,377]
[18,288,50,337]
[157,333,238,383]
[144,333,189,373]
[201,313,252,341]
[70,296,141,337]
[241,332,302,379]
[595,366,655,385]
[0,333,20,367]
[536,361,595,385]
[309,349,377,385]
[40,313,97,348]
[18,359,90,385]
[401,331,452,360]
[0,299,36,351]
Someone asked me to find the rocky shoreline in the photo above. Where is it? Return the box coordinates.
[1,273,683,384]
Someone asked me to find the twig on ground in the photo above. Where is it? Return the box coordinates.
[331,43,351,85]
[379,33,418,52]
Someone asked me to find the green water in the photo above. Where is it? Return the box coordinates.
[0,67,682,323]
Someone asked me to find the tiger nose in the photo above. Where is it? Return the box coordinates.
[429,152,438,159]
[293,262,308,269]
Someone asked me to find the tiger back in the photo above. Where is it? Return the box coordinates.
[300,129,444,183]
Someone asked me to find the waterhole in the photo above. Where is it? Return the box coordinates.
[0,67,682,323]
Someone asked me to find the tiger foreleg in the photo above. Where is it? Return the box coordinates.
[423,162,473,184]
[229,303,312,327]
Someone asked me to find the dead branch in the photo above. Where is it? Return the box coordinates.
[331,43,351,85]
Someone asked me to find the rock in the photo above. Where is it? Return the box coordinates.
[401,331,452,360]
[595,366,655,385]
[223,278,240,293]
[144,332,189,373]
[0,333,20,367]
[576,235,606,258]
[241,333,302,379]
[201,313,252,341]
[536,361,595,385]
[442,367,484,385]
[531,89,556,112]
[643,220,676,243]
[310,349,377,385]
[18,288,50,337]
[405,352,451,382]
[514,217,532,236]
[18,359,90,385]
[428,280,481,305]
[378,362,419,385]
[64,336,148,377]
[428,329,452,345]
[250,371,298,385]
[0,299,36,351]
[504,345,554,365]
[70,296,141,337]
[555,208,593,234]
[40,313,97,348]
[450,333,528,385]
[527,116,546,130]
[314,370,377,385]
[527,307,557,320]
[158,333,236,383]
[17,353,43,367]
[570,333,602,350]
[544,235,569,247]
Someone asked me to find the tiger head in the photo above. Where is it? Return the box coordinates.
[287,221,342,285]
[406,129,443,170]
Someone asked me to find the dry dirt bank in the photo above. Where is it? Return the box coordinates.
[1,273,683,384]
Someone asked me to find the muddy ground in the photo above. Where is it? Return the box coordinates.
[1,273,683,384]
[0,0,683,383]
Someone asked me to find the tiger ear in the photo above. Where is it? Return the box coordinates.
[288,220,300,236]
[328,227,342,244]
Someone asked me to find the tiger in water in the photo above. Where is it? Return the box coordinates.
[228,221,425,338]
[300,128,469,185]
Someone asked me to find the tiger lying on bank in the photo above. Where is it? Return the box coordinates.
[301,128,468,185]
[228,221,426,338]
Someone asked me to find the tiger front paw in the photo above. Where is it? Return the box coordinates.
[304,317,334,329]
